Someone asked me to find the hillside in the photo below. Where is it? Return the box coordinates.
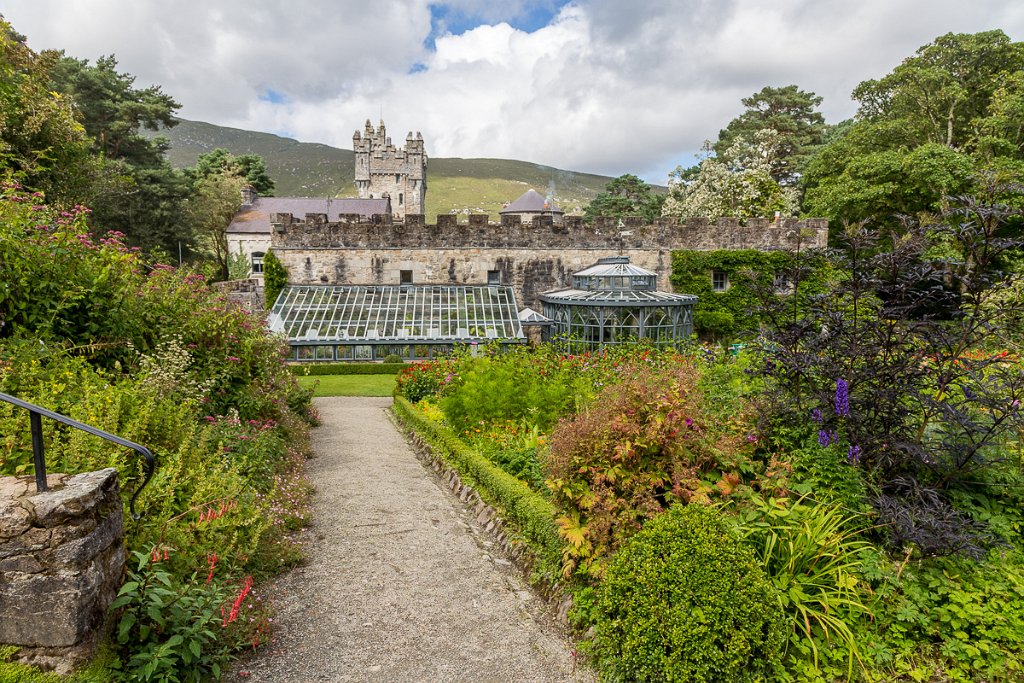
[151,119,618,217]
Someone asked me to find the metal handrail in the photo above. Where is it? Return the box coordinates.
[0,391,156,519]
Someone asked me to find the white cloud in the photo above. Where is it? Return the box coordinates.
[4,0,1024,183]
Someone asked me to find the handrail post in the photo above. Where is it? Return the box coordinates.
[30,410,47,492]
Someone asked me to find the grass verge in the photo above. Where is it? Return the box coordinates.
[296,374,396,397]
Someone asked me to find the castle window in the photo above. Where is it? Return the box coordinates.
[487,270,501,286]
[399,193,404,206]
[395,173,400,184]
[773,272,792,294]
[712,270,729,292]
[251,252,265,274]
[400,270,413,286]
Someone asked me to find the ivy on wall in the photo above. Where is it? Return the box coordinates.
[671,249,830,339]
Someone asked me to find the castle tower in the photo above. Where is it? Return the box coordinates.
[352,119,427,220]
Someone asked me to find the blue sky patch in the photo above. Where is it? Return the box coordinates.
[408,62,428,74]
[260,89,290,105]
[425,1,570,49]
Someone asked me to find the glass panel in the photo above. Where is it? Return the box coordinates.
[269,285,525,344]
[338,345,354,359]
[297,346,315,361]
[315,345,334,360]
[354,345,373,360]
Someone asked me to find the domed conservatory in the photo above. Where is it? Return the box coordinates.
[539,256,697,350]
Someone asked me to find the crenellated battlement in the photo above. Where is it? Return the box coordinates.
[269,212,829,308]
[270,212,828,252]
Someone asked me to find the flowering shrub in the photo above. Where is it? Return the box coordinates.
[394,355,462,403]
[204,412,286,491]
[0,185,315,675]
[753,201,1024,557]
[111,550,271,682]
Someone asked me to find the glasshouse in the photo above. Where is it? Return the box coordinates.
[269,285,526,361]
[539,256,697,349]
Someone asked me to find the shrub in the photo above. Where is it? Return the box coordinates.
[545,361,757,578]
[381,354,404,364]
[0,185,315,675]
[752,196,1024,557]
[290,362,405,376]
[262,249,287,308]
[591,504,785,682]
[440,355,576,433]
[394,356,462,403]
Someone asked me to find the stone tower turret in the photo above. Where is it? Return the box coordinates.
[352,119,427,220]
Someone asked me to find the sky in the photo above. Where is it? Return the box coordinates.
[4,1,1024,184]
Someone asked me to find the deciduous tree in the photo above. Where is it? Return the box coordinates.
[0,20,95,203]
[664,131,798,219]
[803,30,1024,226]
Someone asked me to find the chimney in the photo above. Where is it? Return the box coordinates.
[241,185,257,205]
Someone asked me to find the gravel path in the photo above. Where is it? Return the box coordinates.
[228,397,591,682]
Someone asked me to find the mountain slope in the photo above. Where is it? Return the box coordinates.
[152,119,619,217]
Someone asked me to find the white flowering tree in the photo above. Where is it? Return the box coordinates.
[662,129,799,219]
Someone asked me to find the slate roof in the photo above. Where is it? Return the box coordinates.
[227,197,391,234]
[500,188,561,214]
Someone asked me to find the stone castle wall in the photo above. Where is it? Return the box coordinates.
[270,213,828,309]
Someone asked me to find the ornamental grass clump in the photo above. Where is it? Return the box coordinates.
[591,504,785,682]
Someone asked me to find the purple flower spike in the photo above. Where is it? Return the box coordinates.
[835,379,850,417]
[848,445,862,465]
[818,430,831,447]
[811,408,823,423]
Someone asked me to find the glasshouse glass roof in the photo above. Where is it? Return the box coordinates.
[573,257,657,279]
[268,285,526,343]
[540,288,698,305]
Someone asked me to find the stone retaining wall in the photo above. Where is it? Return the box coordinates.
[0,468,125,673]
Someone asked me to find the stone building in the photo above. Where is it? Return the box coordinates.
[353,119,427,220]
[226,195,390,282]
[267,211,828,312]
[500,188,564,226]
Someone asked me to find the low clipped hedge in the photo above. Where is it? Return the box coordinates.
[392,396,564,582]
[592,504,786,682]
[288,362,405,376]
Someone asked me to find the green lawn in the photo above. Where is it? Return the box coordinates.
[297,374,396,397]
